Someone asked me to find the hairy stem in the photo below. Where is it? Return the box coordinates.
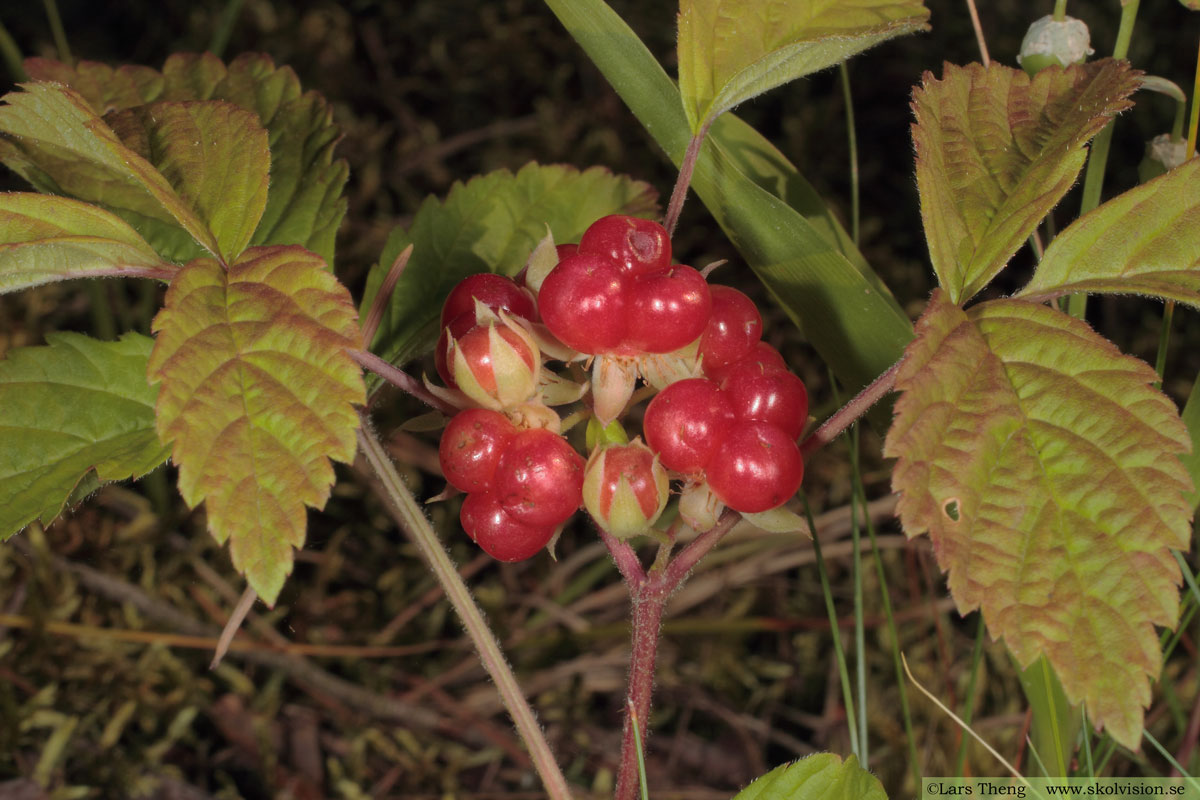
[800,357,903,459]
[614,589,667,800]
[357,420,573,800]
[349,348,460,415]
[663,118,713,237]
[603,510,741,800]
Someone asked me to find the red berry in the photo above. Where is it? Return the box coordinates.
[460,491,556,562]
[700,286,762,375]
[579,215,671,277]
[705,422,804,513]
[441,273,535,328]
[537,252,629,353]
[625,265,712,353]
[706,341,787,384]
[555,243,579,260]
[721,362,809,439]
[439,409,516,492]
[493,428,585,526]
[643,378,735,474]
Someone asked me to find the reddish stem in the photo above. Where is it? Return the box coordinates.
[800,357,903,459]
[348,348,460,416]
[663,118,714,238]
[614,589,667,800]
[601,510,742,800]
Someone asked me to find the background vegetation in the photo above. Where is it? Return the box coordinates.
[1,1,1198,797]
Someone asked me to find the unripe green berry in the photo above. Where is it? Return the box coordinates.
[583,439,669,539]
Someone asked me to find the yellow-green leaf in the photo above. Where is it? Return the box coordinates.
[678,0,930,132]
[1018,158,1200,305]
[0,82,221,258]
[0,192,173,293]
[884,290,1193,748]
[105,100,270,263]
[25,54,349,268]
[0,332,170,537]
[912,60,1140,304]
[731,754,886,800]
[147,245,365,604]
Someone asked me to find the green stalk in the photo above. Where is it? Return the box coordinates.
[1053,0,1068,22]
[863,484,921,790]
[1144,731,1200,791]
[1154,302,1174,388]
[85,280,118,341]
[954,614,987,776]
[849,425,868,765]
[1078,707,1096,778]
[209,0,247,59]
[356,421,573,800]
[839,63,860,247]
[803,494,861,760]
[1069,0,1141,319]
[40,0,71,65]
[1188,36,1200,158]
[1016,654,1080,777]
[0,18,25,82]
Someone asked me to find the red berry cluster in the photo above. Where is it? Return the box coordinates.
[431,215,811,561]
[538,215,711,356]
[439,409,584,561]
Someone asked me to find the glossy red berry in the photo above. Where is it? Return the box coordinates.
[625,265,712,353]
[643,378,735,475]
[705,341,788,384]
[700,286,762,375]
[705,422,804,513]
[537,252,629,353]
[493,428,585,526]
[460,491,557,562]
[441,273,535,328]
[579,215,671,277]
[721,362,809,440]
[439,409,516,493]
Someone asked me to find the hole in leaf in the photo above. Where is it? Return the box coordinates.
[942,498,960,522]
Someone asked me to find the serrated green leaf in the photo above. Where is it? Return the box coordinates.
[0,82,222,258]
[1017,159,1200,305]
[731,753,886,800]
[912,60,1140,304]
[883,290,1193,748]
[546,0,915,400]
[26,54,349,267]
[0,331,170,537]
[0,192,173,292]
[679,0,930,132]
[105,101,270,263]
[147,245,365,604]
[362,162,657,369]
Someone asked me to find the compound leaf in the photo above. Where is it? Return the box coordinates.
[731,754,886,800]
[0,331,170,537]
[0,82,222,258]
[362,162,657,370]
[884,290,1193,748]
[26,54,349,267]
[105,100,270,264]
[678,0,930,132]
[912,60,1140,304]
[0,193,173,293]
[148,245,365,604]
[1018,158,1200,305]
